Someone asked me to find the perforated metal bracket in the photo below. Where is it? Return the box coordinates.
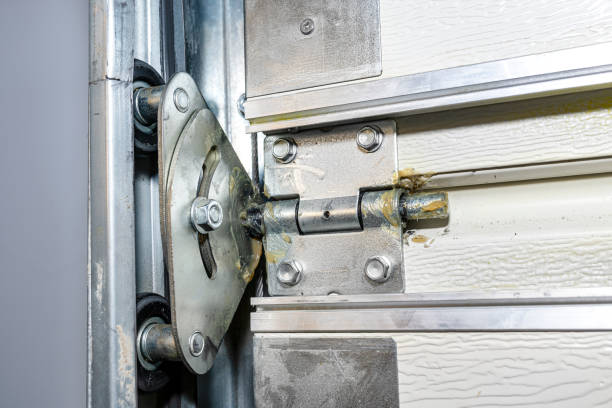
[262,120,405,296]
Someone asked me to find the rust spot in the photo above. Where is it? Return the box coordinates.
[116,324,135,407]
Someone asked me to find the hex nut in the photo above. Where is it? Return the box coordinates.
[277,260,302,286]
[272,138,297,163]
[173,87,190,113]
[190,197,223,234]
[364,256,391,282]
[189,332,205,357]
[356,125,383,152]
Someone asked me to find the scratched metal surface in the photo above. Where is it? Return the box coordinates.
[253,336,399,408]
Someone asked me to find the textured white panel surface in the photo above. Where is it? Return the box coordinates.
[404,174,612,292]
[380,0,612,78]
[397,89,612,175]
[257,333,612,407]
[395,332,612,407]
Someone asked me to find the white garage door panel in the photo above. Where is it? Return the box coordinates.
[404,174,612,293]
[395,332,612,408]
[380,0,612,79]
[397,89,612,175]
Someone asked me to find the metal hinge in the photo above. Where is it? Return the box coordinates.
[259,120,449,296]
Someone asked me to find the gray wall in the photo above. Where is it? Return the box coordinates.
[0,1,88,406]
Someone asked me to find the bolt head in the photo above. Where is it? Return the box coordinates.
[237,93,246,117]
[277,260,302,286]
[174,88,190,113]
[356,126,383,152]
[190,197,223,234]
[364,256,391,282]
[300,18,315,35]
[272,138,297,163]
[189,332,205,357]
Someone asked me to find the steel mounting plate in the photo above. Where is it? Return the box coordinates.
[158,73,207,249]
[164,106,261,374]
[245,0,381,96]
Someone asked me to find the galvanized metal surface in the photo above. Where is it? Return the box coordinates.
[164,101,262,374]
[135,0,163,78]
[253,337,399,408]
[157,73,207,248]
[251,288,612,332]
[245,0,381,97]
[252,288,612,309]
[184,0,254,177]
[88,0,137,406]
[244,42,612,132]
[263,120,398,199]
[252,304,612,333]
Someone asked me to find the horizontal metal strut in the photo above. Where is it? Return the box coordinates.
[244,42,612,132]
[251,288,612,332]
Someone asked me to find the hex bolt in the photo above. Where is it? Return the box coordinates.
[364,256,391,282]
[190,197,223,234]
[277,260,302,286]
[189,331,205,357]
[173,87,190,113]
[356,125,383,152]
[300,18,315,35]
[237,93,246,117]
[272,138,297,163]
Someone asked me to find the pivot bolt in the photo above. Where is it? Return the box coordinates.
[277,260,302,286]
[272,138,297,163]
[189,331,205,357]
[190,197,223,234]
[364,256,391,282]
[300,18,315,35]
[174,87,190,113]
[356,126,383,152]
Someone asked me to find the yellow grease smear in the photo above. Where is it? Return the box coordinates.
[379,189,399,227]
[393,167,435,193]
[422,200,446,212]
[281,233,292,243]
[411,234,428,243]
[392,168,416,184]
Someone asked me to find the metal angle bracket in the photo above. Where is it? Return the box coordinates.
[262,120,405,296]
[159,73,262,374]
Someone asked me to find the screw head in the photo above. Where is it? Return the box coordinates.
[190,197,223,234]
[189,331,205,357]
[173,88,190,113]
[272,138,297,163]
[300,18,315,35]
[356,126,383,152]
[364,256,391,282]
[277,260,302,286]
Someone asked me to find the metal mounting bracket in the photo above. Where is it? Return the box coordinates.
[158,73,262,374]
[262,120,406,296]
